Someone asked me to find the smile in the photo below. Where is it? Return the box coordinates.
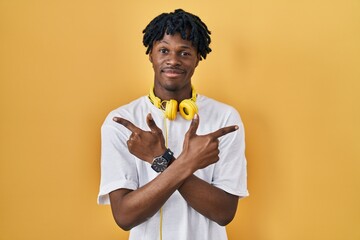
[162,67,185,73]
[161,68,185,77]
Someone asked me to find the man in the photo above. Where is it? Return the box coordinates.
[98,9,248,240]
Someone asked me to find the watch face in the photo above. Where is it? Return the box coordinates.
[151,156,168,172]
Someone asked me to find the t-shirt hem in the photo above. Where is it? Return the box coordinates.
[213,184,249,198]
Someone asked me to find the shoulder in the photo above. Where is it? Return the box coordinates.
[195,94,244,134]
[102,96,149,128]
[197,94,241,119]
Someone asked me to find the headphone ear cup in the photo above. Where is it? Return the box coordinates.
[179,99,198,120]
[164,100,178,120]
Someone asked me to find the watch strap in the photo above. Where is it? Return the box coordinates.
[162,148,174,163]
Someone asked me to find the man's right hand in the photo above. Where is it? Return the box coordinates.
[113,113,166,164]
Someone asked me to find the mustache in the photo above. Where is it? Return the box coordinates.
[161,66,185,72]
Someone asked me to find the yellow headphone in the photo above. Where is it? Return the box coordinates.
[148,86,198,120]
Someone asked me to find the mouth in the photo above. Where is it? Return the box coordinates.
[161,67,185,78]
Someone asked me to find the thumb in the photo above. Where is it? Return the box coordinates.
[186,114,199,137]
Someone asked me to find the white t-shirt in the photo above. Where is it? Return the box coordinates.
[98,94,249,240]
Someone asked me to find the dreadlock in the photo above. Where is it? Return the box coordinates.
[142,9,212,60]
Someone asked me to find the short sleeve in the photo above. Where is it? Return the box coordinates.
[97,121,139,205]
[212,109,249,198]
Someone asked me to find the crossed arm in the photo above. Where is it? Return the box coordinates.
[109,114,239,230]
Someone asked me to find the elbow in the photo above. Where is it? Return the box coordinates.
[216,214,235,226]
[118,224,132,232]
[112,209,137,231]
[113,210,148,231]
[215,196,239,226]
[214,209,237,226]
[109,189,140,231]
[117,223,132,232]
[113,216,134,231]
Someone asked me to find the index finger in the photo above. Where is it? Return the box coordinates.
[209,125,239,139]
[113,117,140,133]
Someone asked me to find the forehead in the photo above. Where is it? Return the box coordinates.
[155,33,196,50]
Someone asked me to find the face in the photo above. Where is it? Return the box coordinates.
[149,32,200,100]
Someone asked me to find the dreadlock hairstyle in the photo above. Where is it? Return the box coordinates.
[142,9,212,60]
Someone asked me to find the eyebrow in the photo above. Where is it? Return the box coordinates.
[159,40,192,49]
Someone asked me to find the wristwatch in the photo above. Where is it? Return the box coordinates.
[151,148,174,173]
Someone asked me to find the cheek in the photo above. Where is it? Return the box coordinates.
[152,61,160,70]
[186,62,198,74]
[150,56,161,67]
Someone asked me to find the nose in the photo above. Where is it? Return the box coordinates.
[166,52,181,66]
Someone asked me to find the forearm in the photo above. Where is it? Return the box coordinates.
[110,113,240,229]
[178,174,239,226]
[109,162,192,230]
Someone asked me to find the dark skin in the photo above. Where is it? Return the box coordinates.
[109,33,239,231]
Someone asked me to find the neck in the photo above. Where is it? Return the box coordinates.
[153,83,192,102]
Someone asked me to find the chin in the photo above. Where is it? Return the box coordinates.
[159,80,181,92]
[163,84,180,92]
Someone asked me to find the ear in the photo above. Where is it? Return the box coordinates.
[195,54,201,67]
[149,51,153,63]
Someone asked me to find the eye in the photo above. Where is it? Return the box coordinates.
[181,51,191,56]
[159,48,168,54]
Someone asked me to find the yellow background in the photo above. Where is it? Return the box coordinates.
[1,0,359,239]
